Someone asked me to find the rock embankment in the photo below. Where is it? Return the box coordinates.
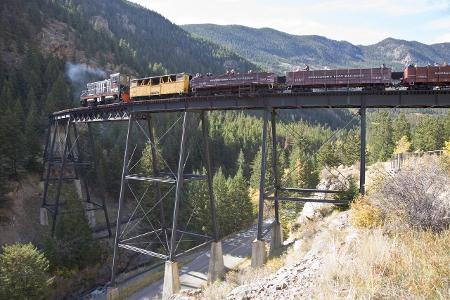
[226,211,352,300]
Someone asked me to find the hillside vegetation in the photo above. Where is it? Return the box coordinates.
[185,155,449,299]
[183,24,450,73]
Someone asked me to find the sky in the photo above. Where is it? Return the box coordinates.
[129,0,450,45]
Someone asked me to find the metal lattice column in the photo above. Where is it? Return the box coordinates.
[40,118,112,238]
[359,105,366,195]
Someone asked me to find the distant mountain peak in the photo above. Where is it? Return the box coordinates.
[183,24,449,72]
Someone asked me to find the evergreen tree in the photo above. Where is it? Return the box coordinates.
[393,112,411,143]
[288,146,319,189]
[13,99,25,131]
[0,78,15,109]
[412,116,444,151]
[24,100,41,170]
[44,186,100,269]
[339,129,360,166]
[317,142,340,168]
[227,166,253,230]
[45,74,70,114]
[213,168,230,237]
[0,108,25,175]
[186,169,212,235]
[368,112,394,162]
[250,148,269,190]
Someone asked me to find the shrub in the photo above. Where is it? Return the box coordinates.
[375,157,449,232]
[334,176,360,209]
[0,243,53,300]
[350,196,382,229]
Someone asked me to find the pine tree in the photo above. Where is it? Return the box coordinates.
[339,129,360,166]
[45,74,70,114]
[0,107,25,175]
[288,146,319,189]
[412,116,444,151]
[0,79,15,109]
[317,142,340,168]
[44,186,100,269]
[227,167,253,230]
[213,168,230,237]
[393,112,411,143]
[186,169,212,235]
[368,112,394,162]
[24,100,41,170]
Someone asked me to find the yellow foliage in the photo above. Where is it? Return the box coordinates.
[394,135,411,154]
[350,196,382,229]
[443,140,450,155]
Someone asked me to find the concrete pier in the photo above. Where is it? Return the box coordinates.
[74,179,83,199]
[162,261,180,300]
[84,202,96,228]
[207,241,225,283]
[106,286,119,300]
[40,207,49,226]
[251,239,267,268]
[270,223,283,255]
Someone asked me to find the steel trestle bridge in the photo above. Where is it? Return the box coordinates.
[41,89,450,299]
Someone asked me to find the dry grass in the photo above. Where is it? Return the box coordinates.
[199,255,286,300]
[314,228,450,299]
[198,157,449,299]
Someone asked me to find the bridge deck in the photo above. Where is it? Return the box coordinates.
[52,90,450,122]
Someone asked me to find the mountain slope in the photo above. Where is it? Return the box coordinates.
[183,24,450,73]
[1,0,256,76]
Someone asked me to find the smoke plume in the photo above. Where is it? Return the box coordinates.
[65,62,107,83]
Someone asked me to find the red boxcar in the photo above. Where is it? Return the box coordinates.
[190,72,276,92]
[286,67,392,89]
[403,65,450,86]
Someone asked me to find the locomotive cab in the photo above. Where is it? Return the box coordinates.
[80,73,131,107]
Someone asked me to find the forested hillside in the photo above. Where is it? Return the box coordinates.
[0,0,255,196]
[0,2,449,298]
[183,24,450,73]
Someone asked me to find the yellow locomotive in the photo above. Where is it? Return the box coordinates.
[130,73,191,100]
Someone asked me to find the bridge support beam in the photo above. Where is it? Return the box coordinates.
[252,110,270,267]
[270,222,283,255]
[270,110,283,253]
[87,123,112,238]
[208,241,224,283]
[162,261,180,300]
[201,112,225,282]
[111,116,134,286]
[163,112,189,299]
[359,105,366,195]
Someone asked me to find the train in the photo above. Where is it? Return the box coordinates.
[80,64,450,106]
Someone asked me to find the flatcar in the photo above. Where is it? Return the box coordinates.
[80,73,130,106]
[402,65,450,89]
[286,66,392,91]
[190,71,277,95]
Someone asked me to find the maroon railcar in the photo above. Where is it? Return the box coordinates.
[286,67,392,89]
[403,65,450,87]
[190,72,276,94]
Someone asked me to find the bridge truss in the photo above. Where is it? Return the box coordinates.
[41,90,450,298]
